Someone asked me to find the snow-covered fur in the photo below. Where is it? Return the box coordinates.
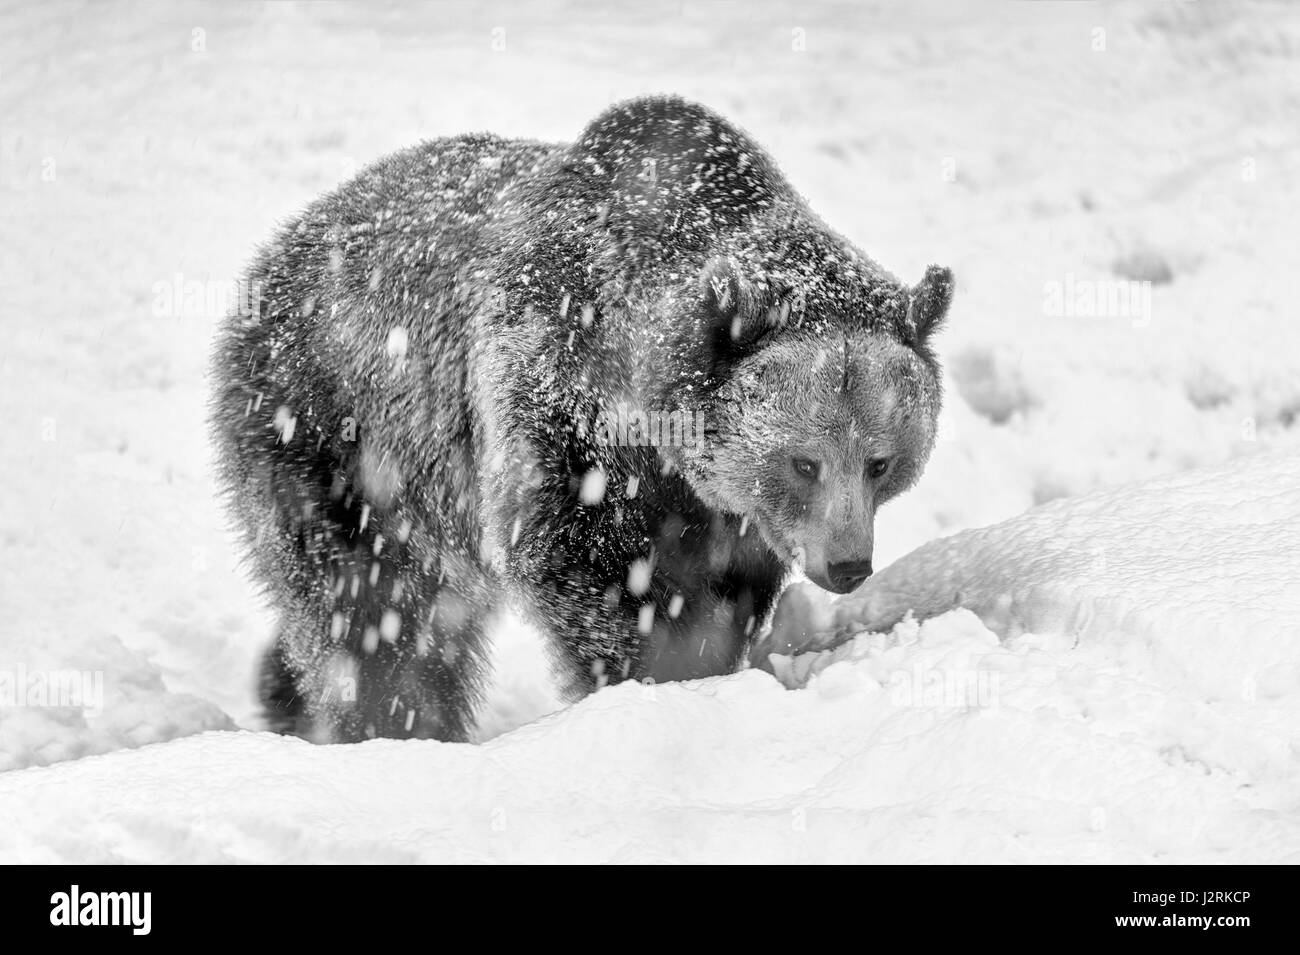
[211,95,953,742]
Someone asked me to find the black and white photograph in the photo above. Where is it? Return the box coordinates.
[0,0,1296,889]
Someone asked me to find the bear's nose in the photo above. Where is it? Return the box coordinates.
[826,559,873,593]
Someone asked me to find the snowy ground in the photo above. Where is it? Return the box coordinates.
[1,0,1298,862]
[3,453,1297,863]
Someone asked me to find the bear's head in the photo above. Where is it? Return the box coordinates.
[669,255,952,593]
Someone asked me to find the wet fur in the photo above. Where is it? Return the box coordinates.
[211,96,951,742]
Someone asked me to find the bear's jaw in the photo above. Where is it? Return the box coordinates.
[729,510,794,571]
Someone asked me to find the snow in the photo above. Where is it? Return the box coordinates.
[2,452,1300,862]
[2,450,1297,862]
[2,0,1299,861]
[812,448,1300,699]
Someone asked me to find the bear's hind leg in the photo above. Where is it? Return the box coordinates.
[298,553,497,743]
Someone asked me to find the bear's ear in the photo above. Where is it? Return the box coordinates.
[701,256,781,355]
[904,265,955,345]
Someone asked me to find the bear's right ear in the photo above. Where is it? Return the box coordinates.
[904,265,955,345]
[701,256,779,355]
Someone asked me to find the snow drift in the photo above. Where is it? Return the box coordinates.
[2,451,1296,864]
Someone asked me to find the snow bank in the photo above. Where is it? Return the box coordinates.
[2,452,1296,863]
[773,448,1300,701]
[0,629,231,773]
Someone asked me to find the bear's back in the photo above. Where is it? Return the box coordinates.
[210,133,562,597]
[218,133,560,434]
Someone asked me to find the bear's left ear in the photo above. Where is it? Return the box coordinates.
[903,265,955,345]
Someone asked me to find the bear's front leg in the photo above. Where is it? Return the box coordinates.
[634,569,785,683]
[522,524,785,695]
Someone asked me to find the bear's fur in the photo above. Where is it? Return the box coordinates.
[211,96,953,742]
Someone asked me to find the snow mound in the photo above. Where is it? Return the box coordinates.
[1,453,1297,863]
[836,447,1300,701]
[0,629,233,773]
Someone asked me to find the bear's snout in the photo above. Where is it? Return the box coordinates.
[825,559,874,594]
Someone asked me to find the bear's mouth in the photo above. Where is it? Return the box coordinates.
[803,569,860,596]
[762,534,857,595]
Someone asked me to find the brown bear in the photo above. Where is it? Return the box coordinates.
[210,95,953,742]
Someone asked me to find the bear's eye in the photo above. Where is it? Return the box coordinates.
[791,457,820,481]
[867,458,890,480]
